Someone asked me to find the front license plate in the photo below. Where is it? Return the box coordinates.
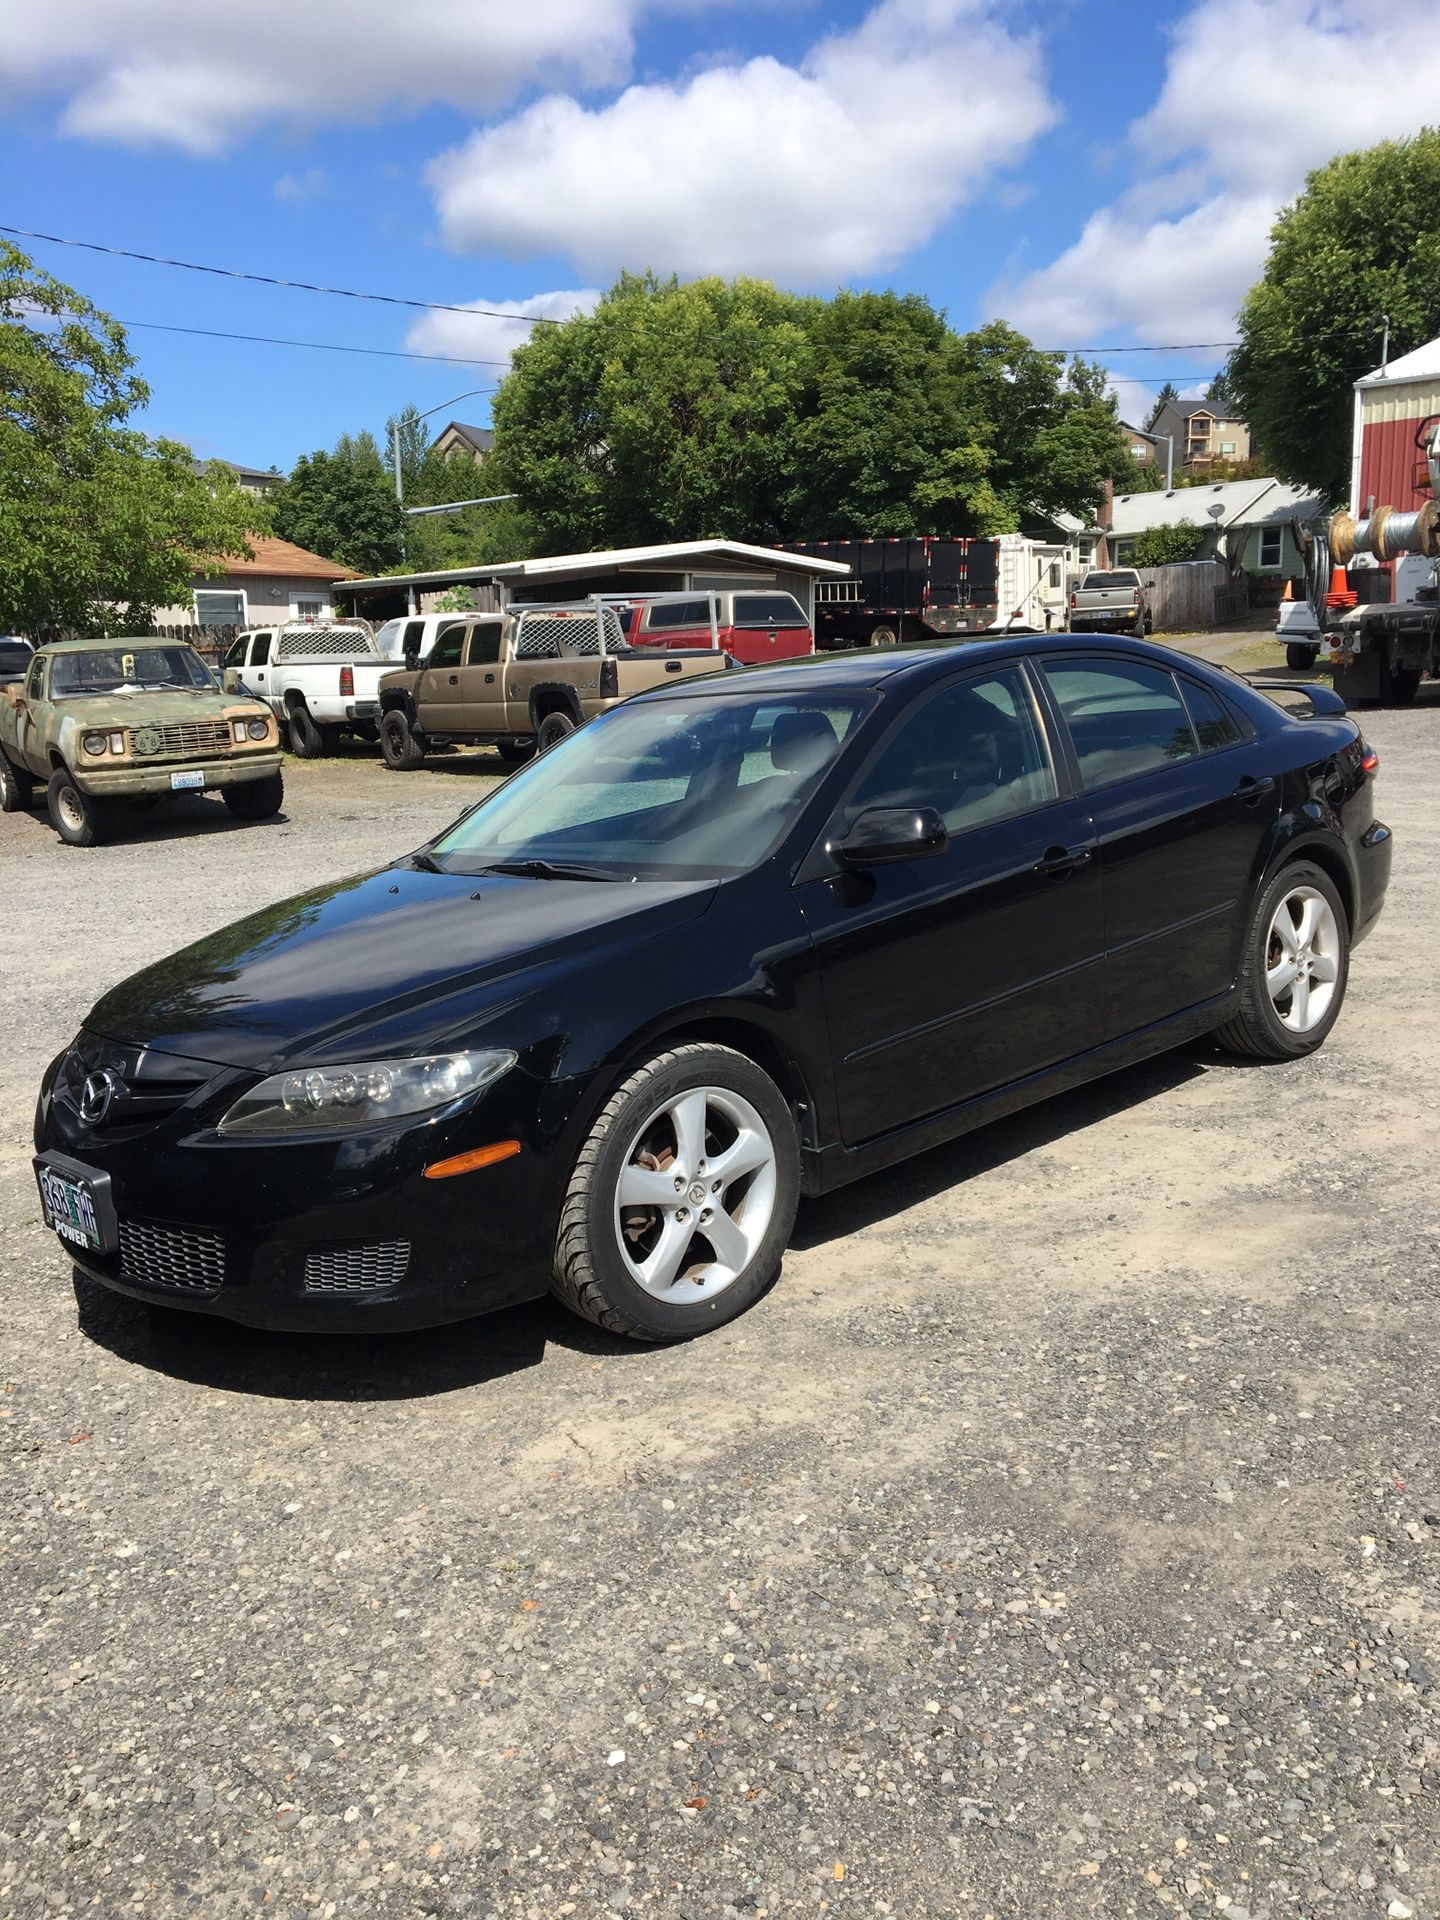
[170,769,205,790]
[34,1155,118,1254]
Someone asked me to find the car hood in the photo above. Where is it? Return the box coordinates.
[86,864,718,1072]
[54,690,267,724]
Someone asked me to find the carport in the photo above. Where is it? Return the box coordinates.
[333,539,850,625]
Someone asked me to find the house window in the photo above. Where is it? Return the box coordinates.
[292,595,327,622]
[195,589,245,628]
[1258,527,1283,569]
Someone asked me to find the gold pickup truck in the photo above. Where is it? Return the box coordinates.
[376,604,727,769]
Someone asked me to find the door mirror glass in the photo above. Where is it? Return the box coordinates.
[834,806,948,869]
[404,645,421,671]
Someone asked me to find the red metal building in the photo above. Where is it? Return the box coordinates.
[1352,336,1440,516]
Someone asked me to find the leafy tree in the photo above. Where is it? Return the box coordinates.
[1147,382,1179,430]
[1128,521,1208,566]
[271,439,403,573]
[384,404,430,499]
[1205,369,1237,412]
[0,241,255,634]
[1227,129,1440,496]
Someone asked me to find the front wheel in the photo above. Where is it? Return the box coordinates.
[286,703,326,758]
[46,767,107,847]
[1215,861,1349,1060]
[1286,642,1319,672]
[0,750,33,812]
[535,712,574,753]
[552,1043,800,1342]
[379,711,426,770]
[223,771,284,820]
[496,741,533,765]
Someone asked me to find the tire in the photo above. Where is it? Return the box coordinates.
[46,767,107,847]
[869,625,899,648]
[535,712,574,754]
[0,750,33,813]
[552,1043,800,1343]
[1215,860,1349,1061]
[379,711,426,771]
[1385,664,1421,706]
[1286,643,1319,672]
[496,741,533,766]
[286,703,326,758]
[223,771,284,820]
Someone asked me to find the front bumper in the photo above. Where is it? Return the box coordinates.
[75,751,283,797]
[34,1041,563,1331]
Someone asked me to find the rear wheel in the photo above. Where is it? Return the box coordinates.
[0,750,33,812]
[1385,663,1421,705]
[286,703,326,758]
[496,741,532,765]
[47,767,107,847]
[1215,861,1349,1060]
[552,1044,799,1342]
[223,771,284,820]
[379,710,426,770]
[1286,642,1319,672]
[535,712,574,753]
[869,625,899,648]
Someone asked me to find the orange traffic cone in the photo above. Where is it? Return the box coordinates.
[1281,576,1294,601]
[1325,565,1357,610]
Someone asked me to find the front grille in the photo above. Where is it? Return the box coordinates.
[58,1033,214,1134]
[303,1242,410,1294]
[129,719,231,757]
[118,1218,226,1295]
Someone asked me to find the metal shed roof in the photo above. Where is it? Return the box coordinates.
[337,539,851,596]
[1355,335,1440,389]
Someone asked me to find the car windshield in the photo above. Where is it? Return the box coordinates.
[429,689,869,879]
[48,646,217,697]
[0,641,32,673]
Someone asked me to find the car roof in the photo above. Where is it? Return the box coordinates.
[642,631,1219,701]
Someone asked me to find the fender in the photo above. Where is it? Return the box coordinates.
[527,682,584,732]
[379,686,421,731]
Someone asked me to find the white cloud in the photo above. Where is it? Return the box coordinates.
[406,289,602,366]
[989,0,1440,347]
[2,0,639,153]
[274,167,328,206]
[427,0,1057,283]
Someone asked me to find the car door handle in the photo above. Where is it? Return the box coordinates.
[1235,774,1276,803]
[1035,844,1093,878]
[665,660,683,672]
[484,672,495,684]
[448,674,459,685]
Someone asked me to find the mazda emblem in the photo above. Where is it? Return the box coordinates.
[79,1069,121,1125]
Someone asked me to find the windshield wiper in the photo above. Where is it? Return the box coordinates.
[406,850,442,872]
[483,858,629,882]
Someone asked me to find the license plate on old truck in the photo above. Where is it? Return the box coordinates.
[170,769,205,790]
[34,1153,118,1254]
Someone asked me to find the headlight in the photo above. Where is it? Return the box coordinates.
[247,717,269,740]
[216,1048,516,1137]
[83,732,107,756]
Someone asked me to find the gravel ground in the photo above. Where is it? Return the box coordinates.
[3,705,1439,1920]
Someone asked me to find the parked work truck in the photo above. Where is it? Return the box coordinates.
[221,620,390,757]
[377,602,725,768]
[1068,568,1153,635]
[780,537,999,647]
[1276,419,1440,704]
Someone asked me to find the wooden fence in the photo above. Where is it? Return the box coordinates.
[1133,560,1248,633]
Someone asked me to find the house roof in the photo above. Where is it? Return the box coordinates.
[1355,333,1440,389]
[433,421,495,454]
[218,536,361,581]
[191,457,285,486]
[1108,479,1326,536]
[1155,398,1245,425]
[337,538,852,595]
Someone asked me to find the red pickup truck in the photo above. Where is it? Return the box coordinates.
[616,590,813,666]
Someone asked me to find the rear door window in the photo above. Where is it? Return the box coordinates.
[645,599,709,630]
[1044,658,1197,789]
[251,632,273,665]
[1179,676,1246,751]
[464,622,503,666]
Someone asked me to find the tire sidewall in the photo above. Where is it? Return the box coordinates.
[287,704,322,758]
[47,768,100,846]
[575,1048,799,1340]
[536,714,573,753]
[0,752,26,811]
[380,712,420,769]
[1244,860,1349,1057]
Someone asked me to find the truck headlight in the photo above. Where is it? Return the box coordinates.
[246,718,270,740]
[216,1049,516,1137]
[83,733,107,756]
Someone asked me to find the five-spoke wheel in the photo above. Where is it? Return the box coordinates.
[1218,860,1349,1059]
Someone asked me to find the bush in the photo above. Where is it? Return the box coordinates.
[1128,521,1209,567]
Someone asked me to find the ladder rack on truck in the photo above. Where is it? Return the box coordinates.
[782,537,999,649]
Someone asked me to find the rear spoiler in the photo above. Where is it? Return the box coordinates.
[1243,674,1347,717]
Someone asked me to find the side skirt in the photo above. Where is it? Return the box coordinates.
[799,988,1236,1197]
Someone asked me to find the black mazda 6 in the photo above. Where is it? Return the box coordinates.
[35,636,1392,1343]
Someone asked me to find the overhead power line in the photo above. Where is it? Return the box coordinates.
[110,315,509,369]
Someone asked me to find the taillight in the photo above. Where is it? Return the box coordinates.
[1360,744,1379,775]
[339,664,354,697]
[1068,592,1076,608]
[599,656,618,699]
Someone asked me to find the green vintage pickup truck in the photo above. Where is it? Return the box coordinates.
[0,638,284,846]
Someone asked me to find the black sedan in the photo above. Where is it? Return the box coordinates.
[34,637,1392,1343]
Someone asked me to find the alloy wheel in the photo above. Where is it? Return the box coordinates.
[613,1085,778,1304]
[1266,885,1340,1034]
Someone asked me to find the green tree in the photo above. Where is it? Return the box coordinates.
[1147,382,1179,430]
[271,441,403,573]
[1128,521,1208,566]
[1227,129,1440,496]
[0,241,255,634]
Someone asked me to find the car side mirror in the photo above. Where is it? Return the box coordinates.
[404,646,420,671]
[833,806,948,869]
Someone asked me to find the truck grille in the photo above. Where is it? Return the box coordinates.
[129,719,232,757]
[118,1218,226,1295]
[303,1242,410,1294]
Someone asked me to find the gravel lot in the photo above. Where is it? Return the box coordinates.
[3,699,1439,1920]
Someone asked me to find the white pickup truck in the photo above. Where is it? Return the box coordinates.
[220,622,394,758]
[1068,569,1153,636]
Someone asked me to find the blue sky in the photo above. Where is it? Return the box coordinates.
[5,0,1436,473]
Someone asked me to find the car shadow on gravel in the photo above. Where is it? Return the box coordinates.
[9,796,291,846]
[792,1045,1213,1247]
[70,1273,634,1400]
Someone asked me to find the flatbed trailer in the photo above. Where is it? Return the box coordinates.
[781,537,999,648]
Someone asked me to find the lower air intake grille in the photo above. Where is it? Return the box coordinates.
[119,1218,226,1295]
[303,1241,411,1294]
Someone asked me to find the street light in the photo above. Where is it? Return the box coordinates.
[390,386,491,514]
[1131,425,1175,490]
